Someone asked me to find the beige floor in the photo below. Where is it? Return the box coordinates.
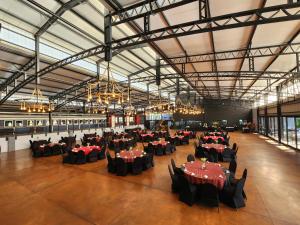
[0,132,299,225]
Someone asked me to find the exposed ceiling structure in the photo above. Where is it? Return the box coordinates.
[0,0,300,111]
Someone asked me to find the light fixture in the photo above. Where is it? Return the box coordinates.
[20,89,54,113]
[86,62,127,107]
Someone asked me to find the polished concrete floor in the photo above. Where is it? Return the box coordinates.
[0,132,299,225]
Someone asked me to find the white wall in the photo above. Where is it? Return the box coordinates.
[0,124,144,153]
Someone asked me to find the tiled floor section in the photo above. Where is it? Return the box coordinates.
[0,132,299,225]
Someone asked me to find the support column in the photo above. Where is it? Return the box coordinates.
[156,58,160,86]
[106,107,110,128]
[49,111,53,133]
[144,13,150,33]
[104,12,112,62]
[147,83,150,103]
[264,94,268,136]
[276,86,282,143]
[176,78,180,96]
[257,106,260,133]
[128,76,131,103]
[35,36,40,84]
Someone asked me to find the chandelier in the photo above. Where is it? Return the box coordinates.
[124,104,136,116]
[87,63,128,106]
[146,86,173,113]
[20,86,54,113]
[174,97,204,115]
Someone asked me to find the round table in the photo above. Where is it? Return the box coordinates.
[182,161,226,189]
[39,142,66,150]
[150,141,169,146]
[117,150,145,163]
[203,136,225,142]
[202,143,226,153]
[72,145,101,155]
[140,133,154,138]
[208,132,222,136]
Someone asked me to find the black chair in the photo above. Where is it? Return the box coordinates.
[116,157,128,176]
[171,158,177,172]
[207,138,214,144]
[220,178,246,209]
[119,140,125,150]
[229,159,237,177]
[165,143,172,155]
[87,149,98,162]
[52,144,61,155]
[187,154,195,162]
[175,137,180,146]
[76,150,86,164]
[208,148,218,162]
[155,144,164,156]
[98,147,106,160]
[178,175,197,206]
[32,148,43,158]
[106,152,116,173]
[232,143,237,151]
[231,168,247,200]
[200,183,220,210]
[217,138,223,144]
[221,148,234,162]
[168,165,180,193]
[147,143,154,155]
[182,136,189,145]
[43,145,52,157]
[62,150,77,164]
[142,153,153,170]
[132,157,143,175]
[195,146,206,158]
[169,137,175,145]
[143,146,149,153]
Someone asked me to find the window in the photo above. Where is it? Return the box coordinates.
[268,117,278,140]
[27,120,34,127]
[296,117,300,149]
[259,117,265,134]
[15,120,23,127]
[36,120,43,126]
[281,117,287,144]
[287,117,296,148]
[4,120,13,127]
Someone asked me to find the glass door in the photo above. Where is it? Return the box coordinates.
[281,117,287,144]
[287,117,296,148]
[296,117,300,149]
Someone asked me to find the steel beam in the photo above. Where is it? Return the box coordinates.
[111,3,300,50]
[2,2,299,105]
[241,28,300,99]
[110,0,200,26]
[0,58,35,93]
[129,71,297,83]
[35,0,86,37]
[160,42,300,64]
[230,0,267,98]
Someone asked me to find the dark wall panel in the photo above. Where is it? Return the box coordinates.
[202,99,252,126]
[173,99,252,126]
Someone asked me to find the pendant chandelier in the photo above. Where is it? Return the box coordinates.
[20,75,54,113]
[124,104,136,116]
[87,62,128,106]
[146,86,173,113]
[175,97,204,115]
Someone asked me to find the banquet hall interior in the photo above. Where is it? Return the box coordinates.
[0,0,300,224]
